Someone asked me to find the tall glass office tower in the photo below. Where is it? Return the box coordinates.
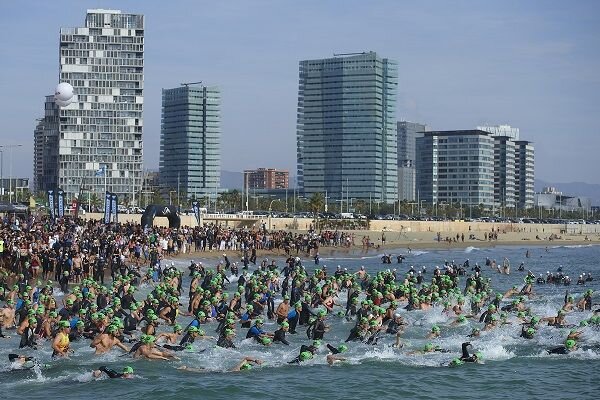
[56,9,144,201]
[297,52,398,203]
[160,84,221,199]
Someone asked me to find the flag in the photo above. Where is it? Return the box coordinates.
[95,166,106,177]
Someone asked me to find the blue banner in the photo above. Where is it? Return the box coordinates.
[57,189,65,218]
[111,193,118,223]
[104,192,111,224]
[47,190,55,220]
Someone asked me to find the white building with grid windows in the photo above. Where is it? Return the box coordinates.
[54,9,144,201]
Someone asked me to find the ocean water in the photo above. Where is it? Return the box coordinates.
[1,244,599,399]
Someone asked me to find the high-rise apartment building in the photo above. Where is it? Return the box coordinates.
[33,95,60,193]
[478,124,534,209]
[514,140,535,209]
[493,136,516,208]
[297,52,398,203]
[54,9,144,200]
[244,168,289,190]
[160,84,221,198]
[416,130,495,206]
[397,121,425,201]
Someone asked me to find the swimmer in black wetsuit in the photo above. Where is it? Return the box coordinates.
[288,340,320,364]
[273,321,290,345]
[93,365,135,379]
[459,342,480,362]
[548,339,577,354]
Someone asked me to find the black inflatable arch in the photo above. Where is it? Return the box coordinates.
[141,205,181,229]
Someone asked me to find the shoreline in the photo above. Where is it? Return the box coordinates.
[162,234,599,262]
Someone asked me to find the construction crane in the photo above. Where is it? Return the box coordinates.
[180,81,203,87]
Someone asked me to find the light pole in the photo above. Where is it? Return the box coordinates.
[0,144,23,203]
[268,199,280,230]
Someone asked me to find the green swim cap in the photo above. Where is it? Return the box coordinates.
[123,366,134,374]
[457,315,466,322]
[313,340,322,347]
[76,320,85,327]
[107,324,118,333]
[424,343,434,352]
[173,324,182,332]
[579,320,589,327]
[198,329,205,336]
[300,351,313,361]
[225,329,235,336]
[338,344,348,353]
[450,358,463,366]
[431,325,440,333]
[28,317,37,325]
[59,320,70,328]
[188,326,199,333]
[565,339,576,349]
[280,321,289,328]
[526,328,535,335]
[240,363,252,370]
[261,337,272,345]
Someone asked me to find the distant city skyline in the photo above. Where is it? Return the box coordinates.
[3,1,600,184]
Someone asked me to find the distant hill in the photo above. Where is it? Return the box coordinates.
[535,178,600,204]
[220,170,244,189]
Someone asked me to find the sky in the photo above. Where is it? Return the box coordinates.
[1,0,599,184]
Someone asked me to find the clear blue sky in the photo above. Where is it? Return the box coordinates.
[1,0,599,184]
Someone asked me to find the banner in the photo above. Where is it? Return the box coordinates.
[47,190,55,220]
[191,200,200,224]
[104,192,112,224]
[57,189,65,218]
[111,193,118,223]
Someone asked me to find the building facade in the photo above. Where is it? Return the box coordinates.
[297,52,398,203]
[416,130,495,206]
[160,84,221,199]
[33,95,60,193]
[56,9,144,201]
[493,136,516,208]
[244,168,289,190]
[397,121,425,201]
[514,140,535,208]
[535,187,591,212]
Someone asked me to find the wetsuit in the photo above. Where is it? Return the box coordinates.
[98,366,124,378]
[246,325,265,341]
[273,328,289,345]
[345,327,365,342]
[19,327,37,349]
[288,345,317,364]
[460,343,477,362]
[311,319,326,340]
[327,344,342,354]
[216,336,235,349]
[548,346,570,355]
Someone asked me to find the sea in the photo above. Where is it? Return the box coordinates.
[1,244,599,399]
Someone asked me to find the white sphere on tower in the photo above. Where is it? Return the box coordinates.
[54,82,74,102]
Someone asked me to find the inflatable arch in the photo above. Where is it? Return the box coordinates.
[141,205,181,229]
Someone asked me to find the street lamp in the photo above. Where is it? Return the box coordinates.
[268,199,280,230]
[169,190,177,206]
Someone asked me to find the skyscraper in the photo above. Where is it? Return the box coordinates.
[397,121,426,201]
[55,9,144,201]
[33,95,60,193]
[297,52,398,203]
[160,84,221,200]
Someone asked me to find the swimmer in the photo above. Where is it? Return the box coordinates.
[92,365,135,379]
[133,335,179,360]
[459,342,481,363]
[52,320,72,358]
[230,357,262,372]
[548,339,577,355]
[90,324,129,354]
[426,325,441,339]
